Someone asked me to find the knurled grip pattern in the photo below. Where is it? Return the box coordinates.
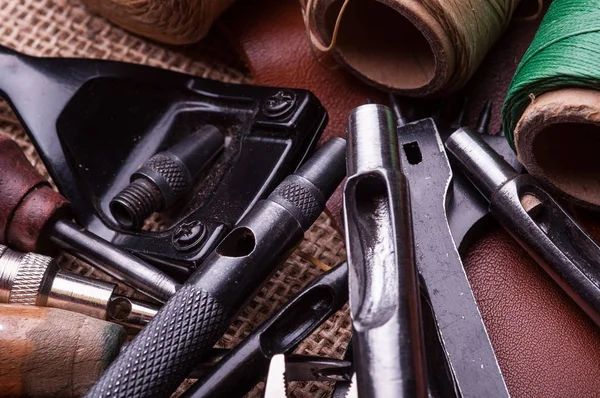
[144,154,189,196]
[273,182,321,223]
[9,252,52,304]
[87,284,226,398]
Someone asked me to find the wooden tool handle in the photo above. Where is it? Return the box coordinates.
[0,305,125,398]
[0,136,71,253]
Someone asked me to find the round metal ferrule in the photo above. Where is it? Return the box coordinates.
[0,244,58,305]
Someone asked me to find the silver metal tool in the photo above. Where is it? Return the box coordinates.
[345,374,358,398]
[264,354,288,398]
[390,95,522,253]
[0,244,157,328]
[446,128,600,326]
[260,354,352,398]
[396,119,510,397]
[343,104,428,398]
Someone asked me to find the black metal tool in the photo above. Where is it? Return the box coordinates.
[396,118,509,397]
[0,135,178,303]
[0,44,325,278]
[184,261,349,397]
[446,128,600,326]
[87,138,347,398]
[343,104,427,398]
[111,125,224,229]
[390,95,522,253]
[185,349,353,382]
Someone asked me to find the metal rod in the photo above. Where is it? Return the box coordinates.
[445,127,518,199]
[50,220,179,302]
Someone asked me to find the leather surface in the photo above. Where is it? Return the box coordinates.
[219,0,382,226]
[221,1,600,396]
[219,0,383,143]
[465,226,600,397]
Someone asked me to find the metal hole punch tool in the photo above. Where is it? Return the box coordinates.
[183,261,349,397]
[87,138,347,398]
[446,127,600,326]
[0,44,326,278]
[396,110,510,397]
[343,104,428,397]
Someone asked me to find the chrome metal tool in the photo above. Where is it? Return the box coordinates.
[396,118,510,397]
[446,128,600,326]
[0,244,157,328]
[343,104,428,398]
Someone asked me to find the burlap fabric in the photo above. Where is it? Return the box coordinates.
[0,1,349,397]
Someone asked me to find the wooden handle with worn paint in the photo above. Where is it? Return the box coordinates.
[0,305,126,397]
[0,136,71,254]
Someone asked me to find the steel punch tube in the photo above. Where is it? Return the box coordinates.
[87,138,347,398]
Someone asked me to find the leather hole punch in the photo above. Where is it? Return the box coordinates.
[216,227,256,257]
[0,45,326,280]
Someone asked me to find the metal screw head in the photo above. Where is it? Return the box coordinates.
[172,220,206,251]
[263,91,296,119]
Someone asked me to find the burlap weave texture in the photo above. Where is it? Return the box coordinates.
[0,1,349,396]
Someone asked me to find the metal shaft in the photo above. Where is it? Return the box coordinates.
[446,127,600,326]
[50,219,179,302]
[0,244,158,328]
[87,138,347,398]
[445,127,518,199]
[344,104,427,398]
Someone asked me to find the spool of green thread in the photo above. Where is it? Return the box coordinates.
[502,0,600,208]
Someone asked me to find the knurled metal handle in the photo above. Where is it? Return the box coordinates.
[86,284,227,398]
[0,244,55,305]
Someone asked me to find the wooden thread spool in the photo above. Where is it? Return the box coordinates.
[307,0,521,96]
[80,0,237,44]
[514,88,600,208]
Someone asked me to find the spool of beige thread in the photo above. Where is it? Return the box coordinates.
[306,0,521,96]
[514,88,600,208]
[80,0,237,44]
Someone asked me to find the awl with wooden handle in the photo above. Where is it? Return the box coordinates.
[0,136,179,302]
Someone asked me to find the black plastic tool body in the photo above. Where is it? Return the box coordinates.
[0,45,326,277]
[86,138,346,398]
[184,262,349,397]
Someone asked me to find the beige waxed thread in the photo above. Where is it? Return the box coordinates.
[300,0,351,69]
[297,250,334,271]
[302,0,351,53]
[301,0,523,94]
[79,0,237,44]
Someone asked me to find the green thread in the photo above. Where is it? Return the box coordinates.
[502,0,600,149]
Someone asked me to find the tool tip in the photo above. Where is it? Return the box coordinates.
[476,100,493,135]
